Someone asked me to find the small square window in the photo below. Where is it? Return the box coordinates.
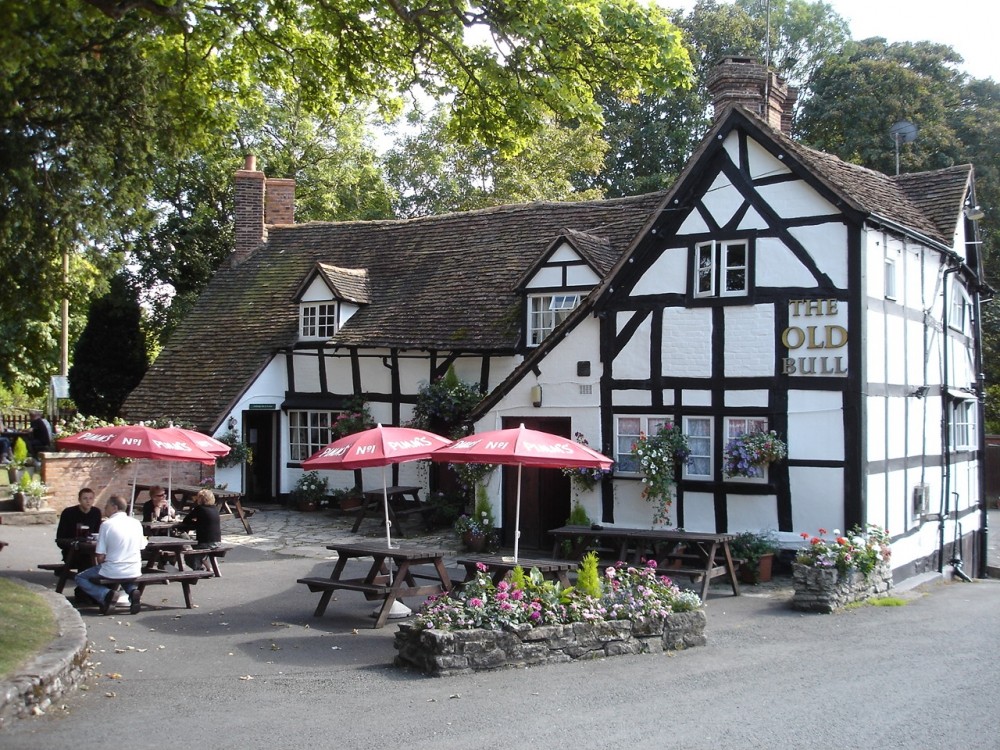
[528,293,580,346]
[693,241,750,298]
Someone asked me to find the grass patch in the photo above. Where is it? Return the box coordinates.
[0,578,57,679]
[868,596,908,607]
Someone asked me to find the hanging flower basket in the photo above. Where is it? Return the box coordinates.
[723,430,787,478]
[632,424,690,526]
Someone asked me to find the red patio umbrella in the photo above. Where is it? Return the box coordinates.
[57,425,218,514]
[302,424,451,549]
[160,426,232,459]
[430,423,613,562]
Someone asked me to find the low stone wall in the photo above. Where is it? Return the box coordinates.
[394,610,707,676]
[0,581,91,727]
[791,562,894,613]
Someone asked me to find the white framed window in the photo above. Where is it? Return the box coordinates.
[694,240,749,298]
[288,410,337,462]
[725,416,770,481]
[300,303,338,338]
[683,416,712,478]
[884,255,897,300]
[950,400,975,450]
[528,293,580,346]
[949,286,969,334]
[614,415,673,474]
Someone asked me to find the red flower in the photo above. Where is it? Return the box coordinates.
[800,532,810,539]
[810,537,821,545]
[818,528,827,535]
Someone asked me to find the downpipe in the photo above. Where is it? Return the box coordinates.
[949,512,972,583]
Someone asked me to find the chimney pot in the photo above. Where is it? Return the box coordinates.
[243,154,257,172]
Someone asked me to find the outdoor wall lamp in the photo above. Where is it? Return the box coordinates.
[909,385,930,399]
[530,384,543,408]
[964,205,985,221]
[228,415,238,430]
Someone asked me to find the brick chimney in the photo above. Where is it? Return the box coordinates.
[706,57,797,135]
[234,155,266,265]
[265,178,295,225]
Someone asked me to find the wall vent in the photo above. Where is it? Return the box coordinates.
[579,384,593,395]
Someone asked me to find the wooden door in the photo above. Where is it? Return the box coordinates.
[500,416,572,552]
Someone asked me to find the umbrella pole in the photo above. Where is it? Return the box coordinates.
[382,466,394,551]
[513,463,523,563]
[129,463,138,516]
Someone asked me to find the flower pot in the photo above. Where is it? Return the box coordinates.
[297,500,319,512]
[339,496,363,512]
[13,491,26,512]
[462,531,487,553]
[739,553,774,584]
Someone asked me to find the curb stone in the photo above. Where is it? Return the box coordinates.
[0,579,91,728]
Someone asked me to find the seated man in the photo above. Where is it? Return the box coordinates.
[75,495,147,615]
[141,485,177,522]
[56,487,104,563]
[28,409,53,457]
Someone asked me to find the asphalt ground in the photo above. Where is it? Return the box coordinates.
[2,511,1000,749]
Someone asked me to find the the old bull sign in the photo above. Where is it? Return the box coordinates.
[780,298,848,376]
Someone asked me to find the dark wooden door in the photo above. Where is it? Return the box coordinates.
[243,410,275,503]
[500,416,572,552]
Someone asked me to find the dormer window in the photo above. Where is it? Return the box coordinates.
[300,302,337,338]
[529,293,580,346]
[694,240,750,298]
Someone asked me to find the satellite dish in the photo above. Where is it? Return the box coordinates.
[889,121,918,144]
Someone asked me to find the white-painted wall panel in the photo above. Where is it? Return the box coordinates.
[758,181,839,219]
[632,247,687,296]
[300,276,333,302]
[787,390,843,461]
[789,466,845,533]
[613,312,651,380]
[755,236,818,289]
[565,264,601,286]
[787,223,849,288]
[867,395,886,462]
[745,137,791,180]
[725,390,771,407]
[726,494,780,532]
[527,266,563,288]
[724,304,775,377]
[549,243,579,262]
[700,173,742,228]
[662,308,712,377]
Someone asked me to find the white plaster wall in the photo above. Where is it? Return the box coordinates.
[677,208,709,235]
[758,181,839,220]
[700,173,743,228]
[725,390,771,407]
[632,247,687,296]
[866,395,886,463]
[886,397,908,460]
[300,276,332,302]
[613,390,655,407]
[550,244,578,262]
[527,266,562,288]
[789,466,845,533]
[681,390,712,407]
[724,304,775,377]
[613,312,651,380]
[744,137,791,180]
[787,390,843,461]
[678,491,716,531]
[787,223,849,289]
[884,313,907,385]
[662,307,712,377]
[565,265,601,286]
[340,301,360,327]
[292,352,321,391]
[755,236,818,289]
[610,481,662,528]
[866,311,886,383]
[726,494,779,532]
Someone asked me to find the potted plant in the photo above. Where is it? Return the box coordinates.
[5,436,29,484]
[216,428,254,469]
[16,473,49,511]
[291,471,329,511]
[632,423,690,526]
[723,430,787,478]
[454,486,496,552]
[331,487,364,512]
[729,530,779,583]
[562,432,611,495]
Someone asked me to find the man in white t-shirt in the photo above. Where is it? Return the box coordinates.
[75,495,148,615]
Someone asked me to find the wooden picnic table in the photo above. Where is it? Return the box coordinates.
[142,519,184,536]
[548,525,741,601]
[457,555,575,588]
[133,482,253,534]
[350,485,425,537]
[297,542,452,628]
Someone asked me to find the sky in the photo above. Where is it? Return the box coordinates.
[668,0,998,81]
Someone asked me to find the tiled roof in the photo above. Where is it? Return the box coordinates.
[316,263,371,304]
[123,194,664,430]
[563,229,616,273]
[892,165,972,246]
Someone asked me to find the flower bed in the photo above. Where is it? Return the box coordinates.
[394,557,706,674]
[791,561,893,613]
[394,611,707,676]
[792,525,893,612]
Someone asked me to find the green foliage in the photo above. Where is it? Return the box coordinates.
[11,438,28,469]
[292,471,329,504]
[509,565,527,591]
[331,397,375,440]
[576,551,603,599]
[567,501,592,527]
[68,275,148,420]
[409,366,484,438]
[730,530,779,567]
[216,429,254,468]
[632,423,691,525]
[0,579,56,680]
[797,524,892,577]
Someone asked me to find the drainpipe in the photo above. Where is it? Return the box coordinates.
[940,263,962,576]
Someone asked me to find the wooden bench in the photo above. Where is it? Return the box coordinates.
[297,576,393,618]
[174,544,234,577]
[38,562,81,593]
[94,570,214,610]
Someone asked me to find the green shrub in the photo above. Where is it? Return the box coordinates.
[576,551,602,598]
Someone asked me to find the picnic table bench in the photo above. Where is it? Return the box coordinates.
[93,569,214,610]
[457,555,575,588]
[0,541,7,553]
[297,542,452,628]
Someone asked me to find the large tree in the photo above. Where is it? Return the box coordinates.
[2,0,694,398]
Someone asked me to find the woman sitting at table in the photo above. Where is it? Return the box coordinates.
[141,485,177,523]
[181,488,221,571]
